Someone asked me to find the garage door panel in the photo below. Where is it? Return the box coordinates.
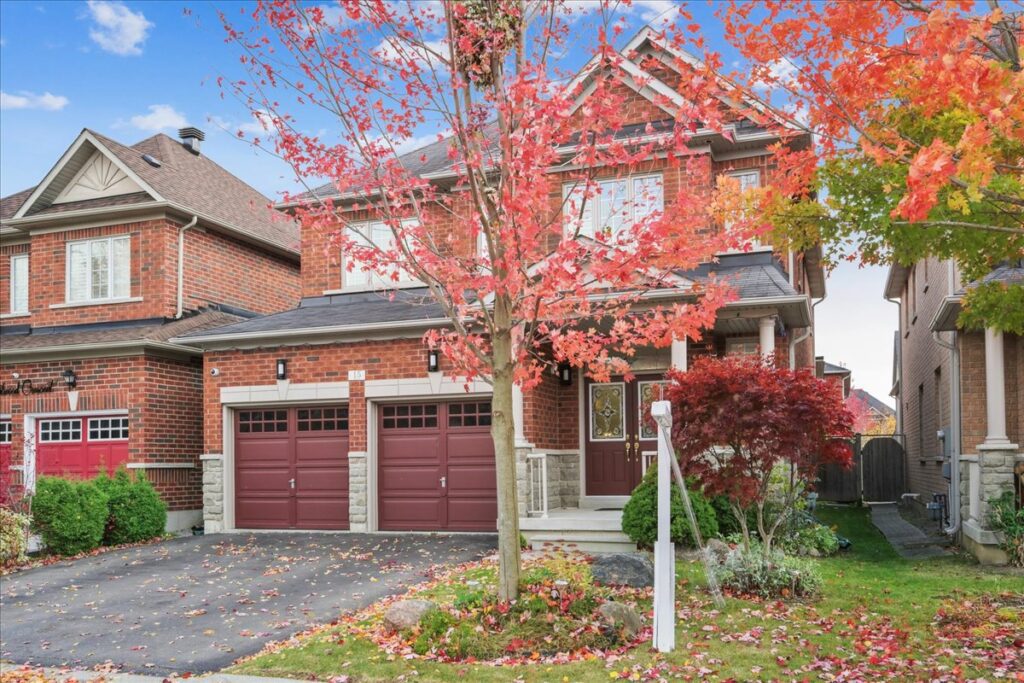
[379,434,441,462]
[379,465,441,494]
[234,405,349,530]
[379,496,445,530]
[447,498,498,531]
[236,498,291,529]
[446,464,497,495]
[446,431,493,459]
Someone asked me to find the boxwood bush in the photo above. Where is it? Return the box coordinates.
[31,477,109,555]
[621,463,718,549]
[95,470,167,545]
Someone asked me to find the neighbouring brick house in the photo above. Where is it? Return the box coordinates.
[176,28,827,550]
[887,257,1023,563]
[0,127,300,530]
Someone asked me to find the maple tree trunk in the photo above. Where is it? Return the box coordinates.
[490,325,521,601]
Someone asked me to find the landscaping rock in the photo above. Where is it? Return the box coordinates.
[598,601,642,639]
[705,538,732,563]
[591,553,653,587]
[383,599,437,632]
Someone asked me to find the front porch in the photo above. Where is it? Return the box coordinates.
[519,508,635,553]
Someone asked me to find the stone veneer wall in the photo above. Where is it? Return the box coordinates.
[349,452,368,531]
[516,447,581,517]
[202,455,224,533]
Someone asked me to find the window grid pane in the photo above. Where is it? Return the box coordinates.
[448,401,492,428]
[88,417,129,441]
[10,255,28,313]
[0,422,12,444]
[111,237,130,298]
[238,410,288,433]
[39,419,82,442]
[297,406,349,431]
[90,239,109,299]
[68,243,89,302]
[382,403,438,429]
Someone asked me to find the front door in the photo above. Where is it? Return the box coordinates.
[584,375,668,496]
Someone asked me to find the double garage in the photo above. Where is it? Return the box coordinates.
[233,400,497,532]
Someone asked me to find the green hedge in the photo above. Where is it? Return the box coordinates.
[95,470,167,545]
[31,477,109,555]
[621,463,718,549]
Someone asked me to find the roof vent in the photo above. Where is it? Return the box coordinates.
[178,127,205,155]
[142,153,162,168]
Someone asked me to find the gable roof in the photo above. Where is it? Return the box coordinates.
[850,388,896,418]
[822,360,851,376]
[2,129,298,256]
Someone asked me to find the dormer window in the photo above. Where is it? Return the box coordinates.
[563,173,664,241]
[66,235,131,303]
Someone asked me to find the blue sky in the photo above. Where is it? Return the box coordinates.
[0,0,897,406]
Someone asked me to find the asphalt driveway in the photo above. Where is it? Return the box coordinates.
[0,533,495,675]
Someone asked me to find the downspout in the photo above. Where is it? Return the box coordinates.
[176,216,199,319]
[932,329,961,534]
[790,291,826,369]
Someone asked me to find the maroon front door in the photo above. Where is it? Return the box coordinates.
[234,406,349,530]
[584,375,668,496]
[378,400,496,531]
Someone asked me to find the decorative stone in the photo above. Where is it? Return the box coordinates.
[598,601,642,639]
[383,599,437,632]
[591,553,654,588]
[705,538,732,564]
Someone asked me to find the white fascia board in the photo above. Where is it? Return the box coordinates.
[0,339,202,363]
[721,294,812,326]
[13,130,164,220]
[929,295,963,332]
[169,317,454,348]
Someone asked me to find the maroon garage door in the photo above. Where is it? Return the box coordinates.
[378,400,497,531]
[235,406,349,530]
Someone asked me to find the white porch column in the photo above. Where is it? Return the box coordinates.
[759,315,776,360]
[982,326,1011,447]
[670,337,687,372]
[512,382,529,447]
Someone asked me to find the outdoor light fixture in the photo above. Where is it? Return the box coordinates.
[62,369,77,389]
[558,362,573,386]
[276,359,287,380]
[427,348,440,373]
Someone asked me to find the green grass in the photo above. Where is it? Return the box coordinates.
[228,505,1023,682]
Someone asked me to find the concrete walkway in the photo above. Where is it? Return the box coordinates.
[869,503,948,559]
[0,664,298,683]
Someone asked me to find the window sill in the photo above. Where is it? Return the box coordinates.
[715,245,774,256]
[50,297,143,310]
[0,311,30,320]
[323,282,422,295]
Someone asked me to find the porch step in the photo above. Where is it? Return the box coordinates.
[528,534,637,554]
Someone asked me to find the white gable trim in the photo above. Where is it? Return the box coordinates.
[53,150,144,204]
[567,57,686,119]
[13,130,164,220]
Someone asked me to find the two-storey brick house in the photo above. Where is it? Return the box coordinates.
[0,127,300,529]
[176,29,826,547]
[887,257,1023,563]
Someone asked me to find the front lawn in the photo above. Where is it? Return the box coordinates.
[228,505,1023,682]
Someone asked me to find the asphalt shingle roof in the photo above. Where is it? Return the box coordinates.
[0,310,245,352]
[850,388,895,417]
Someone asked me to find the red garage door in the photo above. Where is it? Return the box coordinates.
[378,400,496,531]
[36,416,129,478]
[235,406,349,530]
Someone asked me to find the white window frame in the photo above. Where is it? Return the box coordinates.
[65,235,131,303]
[0,420,12,444]
[87,416,129,441]
[39,419,82,443]
[340,219,420,291]
[721,168,771,252]
[562,172,664,241]
[9,254,28,314]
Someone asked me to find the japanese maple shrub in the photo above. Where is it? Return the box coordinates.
[665,354,854,557]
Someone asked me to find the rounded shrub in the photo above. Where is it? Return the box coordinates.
[95,469,167,545]
[712,547,822,599]
[1,507,32,565]
[621,463,718,549]
[31,476,109,556]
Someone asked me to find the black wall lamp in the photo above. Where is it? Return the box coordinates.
[557,362,573,386]
[276,359,288,380]
[62,368,77,389]
[427,348,440,373]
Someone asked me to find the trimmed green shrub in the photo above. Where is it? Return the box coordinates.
[713,547,822,599]
[621,463,718,549]
[779,520,840,557]
[95,470,167,545]
[1,507,31,565]
[31,477,109,556]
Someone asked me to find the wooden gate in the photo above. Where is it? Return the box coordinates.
[815,434,906,503]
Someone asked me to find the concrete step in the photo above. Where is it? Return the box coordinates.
[528,534,636,554]
[520,514,624,533]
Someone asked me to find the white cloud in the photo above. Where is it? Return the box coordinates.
[210,109,282,138]
[87,1,152,56]
[130,104,187,131]
[0,90,69,111]
[374,36,446,68]
[629,0,679,24]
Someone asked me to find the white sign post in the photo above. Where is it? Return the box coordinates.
[651,399,675,652]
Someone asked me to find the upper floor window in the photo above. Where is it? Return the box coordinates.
[9,254,28,314]
[723,169,762,243]
[563,173,664,241]
[342,220,418,290]
[66,235,130,303]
